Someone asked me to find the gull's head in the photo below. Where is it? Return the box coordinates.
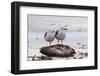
[60,27,68,31]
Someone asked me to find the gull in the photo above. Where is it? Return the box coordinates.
[44,30,55,46]
[55,27,67,45]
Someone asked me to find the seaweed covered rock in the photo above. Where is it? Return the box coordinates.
[40,44,76,57]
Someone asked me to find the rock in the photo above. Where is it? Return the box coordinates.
[40,44,76,57]
[32,55,52,61]
[78,57,83,59]
[73,57,76,59]
[82,53,88,57]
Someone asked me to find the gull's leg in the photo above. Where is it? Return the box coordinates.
[49,42,51,46]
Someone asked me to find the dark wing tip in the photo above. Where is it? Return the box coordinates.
[55,30,59,37]
[44,32,47,37]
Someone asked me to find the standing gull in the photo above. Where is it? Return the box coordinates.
[55,27,67,45]
[44,30,55,46]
